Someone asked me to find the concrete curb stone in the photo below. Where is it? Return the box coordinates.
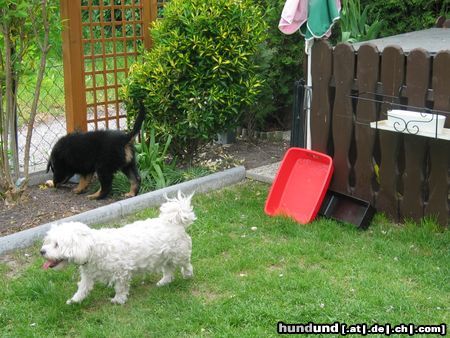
[0,166,246,255]
[245,162,279,184]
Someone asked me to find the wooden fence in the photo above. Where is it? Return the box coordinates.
[310,40,449,226]
[60,0,165,132]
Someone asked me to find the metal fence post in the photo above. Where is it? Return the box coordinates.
[290,79,306,148]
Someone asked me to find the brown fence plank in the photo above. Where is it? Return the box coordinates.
[311,40,333,154]
[402,48,430,221]
[425,50,450,226]
[377,46,405,221]
[354,44,379,203]
[309,41,448,226]
[432,51,450,127]
[435,16,446,27]
[426,139,449,226]
[330,43,355,193]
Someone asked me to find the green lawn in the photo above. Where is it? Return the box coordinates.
[0,181,448,337]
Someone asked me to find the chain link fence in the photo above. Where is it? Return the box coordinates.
[16,38,66,174]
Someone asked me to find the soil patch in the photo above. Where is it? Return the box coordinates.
[0,138,288,236]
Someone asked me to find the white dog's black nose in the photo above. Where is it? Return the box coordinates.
[40,249,46,256]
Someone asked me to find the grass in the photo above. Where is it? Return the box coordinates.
[0,181,448,337]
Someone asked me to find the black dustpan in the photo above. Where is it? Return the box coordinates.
[319,190,375,229]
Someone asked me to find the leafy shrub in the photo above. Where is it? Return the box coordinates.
[246,0,304,131]
[122,0,267,161]
[339,0,384,43]
[361,0,448,37]
[242,42,276,135]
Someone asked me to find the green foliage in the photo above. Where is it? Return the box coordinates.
[1,0,55,198]
[135,129,177,190]
[360,0,448,37]
[247,0,304,131]
[111,129,178,194]
[101,130,175,195]
[0,0,61,76]
[134,129,212,191]
[110,130,211,195]
[122,0,268,160]
[241,42,276,134]
[339,0,384,43]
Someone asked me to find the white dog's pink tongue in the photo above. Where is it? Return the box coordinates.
[42,260,54,270]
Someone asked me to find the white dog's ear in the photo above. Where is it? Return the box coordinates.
[177,190,194,201]
[177,190,184,200]
[60,223,94,265]
[187,191,195,201]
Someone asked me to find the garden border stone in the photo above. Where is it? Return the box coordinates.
[0,166,246,255]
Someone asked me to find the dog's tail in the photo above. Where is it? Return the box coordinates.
[128,101,146,140]
[159,191,196,228]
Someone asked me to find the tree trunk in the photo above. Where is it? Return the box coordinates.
[2,21,15,191]
[22,0,51,186]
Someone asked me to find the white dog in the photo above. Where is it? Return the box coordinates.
[40,191,196,305]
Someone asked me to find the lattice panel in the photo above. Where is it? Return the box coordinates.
[80,0,147,130]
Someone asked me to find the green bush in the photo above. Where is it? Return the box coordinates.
[122,0,267,161]
[361,0,448,37]
[247,0,304,131]
[339,0,384,43]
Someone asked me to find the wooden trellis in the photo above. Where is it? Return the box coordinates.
[60,0,165,132]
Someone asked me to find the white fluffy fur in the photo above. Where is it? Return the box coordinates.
[40,191,196,305]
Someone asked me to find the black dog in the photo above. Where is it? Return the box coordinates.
[47,104,146,199]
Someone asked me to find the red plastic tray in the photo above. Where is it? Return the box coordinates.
[264,147,334,224]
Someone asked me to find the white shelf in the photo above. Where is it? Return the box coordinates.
[370,120,450,140]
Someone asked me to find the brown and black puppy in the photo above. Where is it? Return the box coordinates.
[46,103,146,200]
